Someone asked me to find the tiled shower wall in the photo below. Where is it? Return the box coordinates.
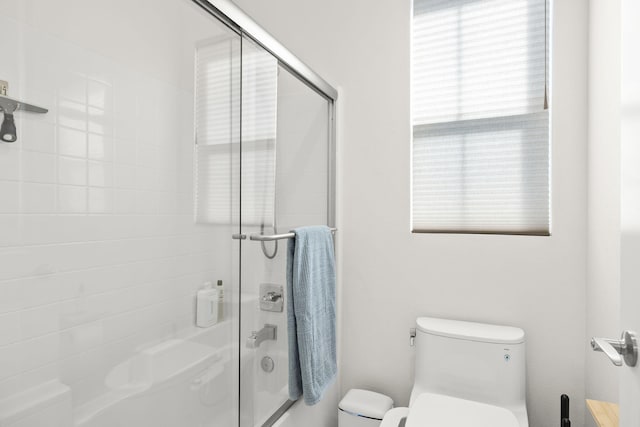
[0,7,232,408]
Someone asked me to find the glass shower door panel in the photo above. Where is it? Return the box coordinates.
[0,2,240,427]
[239,36,331,426]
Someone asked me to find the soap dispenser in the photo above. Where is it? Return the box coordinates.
[196,282,219,328]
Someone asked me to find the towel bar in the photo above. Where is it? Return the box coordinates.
[249,227,337,242]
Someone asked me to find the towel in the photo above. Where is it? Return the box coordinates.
[286,225,337,405]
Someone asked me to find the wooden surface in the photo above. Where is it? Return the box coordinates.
[586,399,619,427]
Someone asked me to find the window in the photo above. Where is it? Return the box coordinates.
[411,0,550,235]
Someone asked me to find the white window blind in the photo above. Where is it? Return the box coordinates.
[411,0,550,235]
[195,37,278,226]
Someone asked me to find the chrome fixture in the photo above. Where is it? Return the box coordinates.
[260,283,283,312]
[249,227,337,242]
[261,356,275,373]
[231,227,337,242]
[409,328,416,346]
[246,324,277,349]
[0,82,48,143]
[193,0,337,101]
[260,222,278,259]
[591,330,638,367]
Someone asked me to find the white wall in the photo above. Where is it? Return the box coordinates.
[231,1,589,426]
[586,0,621,420]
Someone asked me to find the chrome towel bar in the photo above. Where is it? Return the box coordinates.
[249,227,337,242]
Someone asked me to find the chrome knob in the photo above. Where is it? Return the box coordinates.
[262,291,282,302]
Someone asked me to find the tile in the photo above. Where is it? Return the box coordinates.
[114,164,136,189]
[88,107,113,136]
[0,181,20,213]
[114,115,138,142]
[57,71,86,104]
[0,145,20,181]
[88,187,114,213]
[0,216,22,247]
[114,189,137,214]
[87,80,113,111]
[16,364,59,399]
[21,151,56,183]
[0,373,22,399]
[114,137,136,165]
[58,127,87,158]
[22,183,56,214]
[135,167,158,191]
[57,185,86,213]
[102,309,148,343]
[86,52,115,86]
[0,343,22,381]
[20,333,60,372]
[20,304,60,340]
[58,99,86,132]
[20,119,56,154]
[0,313,21,346]
[58,156,86,186]
[19,275,63,309]
[20,216,65,246]
[88,161,113,187]
[59,323,102,357]
[136,145,158,168]
[88,134,113,161]
[134,191,159,215]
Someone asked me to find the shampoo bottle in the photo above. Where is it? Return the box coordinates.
[216,280,224,321]
[196,282,219,328]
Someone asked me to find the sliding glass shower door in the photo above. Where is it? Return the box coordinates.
[0,0,334,426]
[0,1,242,426]
[238,36,332,427]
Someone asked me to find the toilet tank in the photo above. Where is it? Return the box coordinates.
[411,317,526,410]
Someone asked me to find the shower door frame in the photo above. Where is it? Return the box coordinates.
[191,0,338,425]
[192,0,337,226]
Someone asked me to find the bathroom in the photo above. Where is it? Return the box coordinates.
[0,0,637,426]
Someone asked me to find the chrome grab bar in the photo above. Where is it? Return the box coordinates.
[249,227,337,242]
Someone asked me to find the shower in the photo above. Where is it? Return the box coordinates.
[0,0,336,426]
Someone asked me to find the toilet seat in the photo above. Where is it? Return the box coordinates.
[405,393,520,427]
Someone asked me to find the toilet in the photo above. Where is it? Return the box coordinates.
[381,317,528,427]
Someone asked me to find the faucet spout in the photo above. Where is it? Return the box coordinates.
[246,324,277,349]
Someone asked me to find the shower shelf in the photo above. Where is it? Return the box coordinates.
[248,227,337,242]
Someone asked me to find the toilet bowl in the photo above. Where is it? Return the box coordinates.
[382,317,528,427]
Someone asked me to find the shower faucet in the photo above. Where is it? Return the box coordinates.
[246,324,277,349]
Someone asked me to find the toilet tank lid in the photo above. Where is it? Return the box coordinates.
[416,317,525,344]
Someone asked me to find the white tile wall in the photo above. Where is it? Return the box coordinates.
[0,9,235,420]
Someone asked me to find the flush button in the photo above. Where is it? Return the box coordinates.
[504,354,511,362]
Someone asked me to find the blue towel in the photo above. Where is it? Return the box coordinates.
[286,225,337,405]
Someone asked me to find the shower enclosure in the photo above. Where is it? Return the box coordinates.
[0,0,336,426]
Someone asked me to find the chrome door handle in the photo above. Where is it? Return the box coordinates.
[591,330,638,367]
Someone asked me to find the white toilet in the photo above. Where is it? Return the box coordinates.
[381,317,529,427]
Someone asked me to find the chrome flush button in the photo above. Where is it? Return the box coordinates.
[504,354,511,362]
